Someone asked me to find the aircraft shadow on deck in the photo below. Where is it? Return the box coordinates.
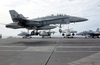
[11,41,56,46]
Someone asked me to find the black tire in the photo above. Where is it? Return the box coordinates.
[72,33,75,36]
[62,34,65,36]
[31,31,34,35]
[42,36,44,38]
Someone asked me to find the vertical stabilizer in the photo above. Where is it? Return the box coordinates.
[9,10,26,22]
[96,28,99,32]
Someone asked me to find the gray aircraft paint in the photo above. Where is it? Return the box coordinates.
[6,10,88,30]
[77,28,100,38]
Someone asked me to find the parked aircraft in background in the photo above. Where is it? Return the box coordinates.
[18,31,31,38]
[5,10,88,36]
[39,30,55,38]
[18,30,55,38]
[59,28,77,38]
[77,28,100,38]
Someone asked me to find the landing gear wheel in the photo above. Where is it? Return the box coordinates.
[31,31,34,35]
[42,36,44,38]
[48,33,50,36]
[72,33,75,36]
[62,33,65,36]
[36,32,38,35]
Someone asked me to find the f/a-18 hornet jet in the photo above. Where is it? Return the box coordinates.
[77,28,100,38]
[6,10,88,35]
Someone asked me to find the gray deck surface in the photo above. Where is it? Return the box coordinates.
[0,37,100,65]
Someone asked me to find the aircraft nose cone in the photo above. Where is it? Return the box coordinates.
[80,18,88,21]
[70,17,88,23]
[86,19,88,21]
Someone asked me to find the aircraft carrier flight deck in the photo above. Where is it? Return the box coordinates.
[0,37,100,65]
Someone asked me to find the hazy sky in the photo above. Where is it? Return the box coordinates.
[0,0,100,36]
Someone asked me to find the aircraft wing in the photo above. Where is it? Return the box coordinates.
[77,31,89,35]
[38,25,56,30]
[49,31,56,34]
[18,32,31,36]
[62,29,77,33]
[70,30,77,33]
[88,32,100,35]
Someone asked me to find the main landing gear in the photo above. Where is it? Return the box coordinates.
[31,30,39,35]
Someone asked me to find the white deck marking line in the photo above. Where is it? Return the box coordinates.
[0,46,100,48]
[57,46,100,48]
[55,51,100,52]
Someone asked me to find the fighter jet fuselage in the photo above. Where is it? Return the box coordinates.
[6,10,88,30]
